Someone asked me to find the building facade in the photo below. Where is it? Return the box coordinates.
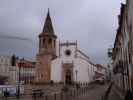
[17,59,36,84]
[94,64,106,80]
[0,55,18,84]
[51,41,96,84]
[127,0,133,92]
[0,55,12,84]
[112,0,133,93]
[0,55,11,77]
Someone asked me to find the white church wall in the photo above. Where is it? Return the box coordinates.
[74,58,95,83]
[51,58,62,82]
[55,41,60,57]
[74,59,89,83]
[75,51,95,83]
[76,50,90,63]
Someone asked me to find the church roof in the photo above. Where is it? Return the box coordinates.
[41,9,55,36]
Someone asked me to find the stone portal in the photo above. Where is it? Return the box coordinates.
[62,63,73,84]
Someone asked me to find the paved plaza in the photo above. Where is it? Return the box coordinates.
[0,83,120,100]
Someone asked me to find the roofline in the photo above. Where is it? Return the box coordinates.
[77,49,90,60]
[59,41,77,47]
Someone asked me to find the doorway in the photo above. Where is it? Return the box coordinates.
[65,69,72,84]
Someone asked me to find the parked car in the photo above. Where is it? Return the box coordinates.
[95,77,105,84]
[0,85,24,96]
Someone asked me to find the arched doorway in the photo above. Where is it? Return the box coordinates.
[65,69,72,84]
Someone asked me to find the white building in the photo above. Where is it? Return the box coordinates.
[8,66,18,84]
[0,55,11,77]
[94,64,106,80]
[0,55,18,84]
[51,41,96,84]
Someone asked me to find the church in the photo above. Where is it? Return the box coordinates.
[51,41,96,84]
[35,10,96,84]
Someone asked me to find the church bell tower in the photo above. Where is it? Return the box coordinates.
[36,9,57,83]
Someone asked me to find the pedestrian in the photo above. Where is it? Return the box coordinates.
[3,89,9,100]
[124,90,133,100]
[76,83,80,90]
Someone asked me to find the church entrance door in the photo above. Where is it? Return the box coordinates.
[65,69,72,84]
[62,63,73,84]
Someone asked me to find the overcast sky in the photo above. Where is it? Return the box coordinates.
[0,0,124,65]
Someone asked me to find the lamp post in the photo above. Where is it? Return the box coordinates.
[17,61,22,98]
[75,70,78,82]
[75,70,78,89]
[107,47,113,81]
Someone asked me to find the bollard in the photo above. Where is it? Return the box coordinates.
[4,89,9,100]
[85,87,86,94]
[60,92,63,100]
[73,90,75,97]
[54,93,56,100]
[83,87,84,96]
[33,94,37,100]
[70,90,72,96]
[81,88,82,96]
[45,95,48,100]
[101,95,104,100]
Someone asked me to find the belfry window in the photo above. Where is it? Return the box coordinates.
[41,74,43,78]
[54,40,56,47]
[49,38,52,44]
[39,39,41,48]
[43,38,45,44]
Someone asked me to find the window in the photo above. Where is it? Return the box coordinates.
[43,38,46,48]
[41,74,43,78]
[39,39,41,48]
[49,38,52,44]
[43,38,45,44]
[65,50,71,56]
[54,40,56,47]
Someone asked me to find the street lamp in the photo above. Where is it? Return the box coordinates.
[75,70,78,82]
[17,60,23,98]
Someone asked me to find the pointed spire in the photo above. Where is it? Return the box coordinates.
[42,8,54,34]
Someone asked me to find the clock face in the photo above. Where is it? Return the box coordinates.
[65,49,71,56]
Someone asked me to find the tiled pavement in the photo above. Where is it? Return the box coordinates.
[0,83,107,100]
[72,83,124,100]
[75,83,109,100]
[0,83,124,100]
[107,84,125,100]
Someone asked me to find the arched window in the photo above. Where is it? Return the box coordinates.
[49,38,52,44]
[40,38,43,48]
[41,74,43,78]
[43,38,45,45]
[54,40,56,47]
[39,39,41,48]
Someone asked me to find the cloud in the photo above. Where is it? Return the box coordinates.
[0,0,121,64]
[0,34,32,41]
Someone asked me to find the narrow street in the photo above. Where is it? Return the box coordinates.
[76,83,108,100]
[76,83,123,100]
